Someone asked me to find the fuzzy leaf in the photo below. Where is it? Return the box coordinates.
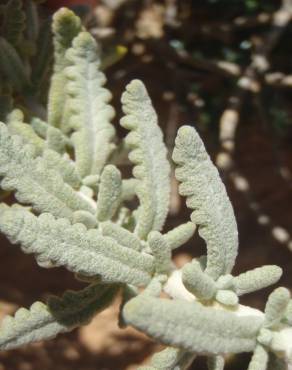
[173,126,238,279]
[121,79,171,239]
[264,287,290,328]
[0,283,118,350]
[41,149,81,189]
[73,210,97,229]
[146,347,196,370]
[47,283,119,326]
[46,126,67,153]
[9,113,81,188]
[123,295,263,354]
[0,205,154,286]
[48,7,82,128]
[64,32,116,177]
[148,231,171,274]
[30,117,49,138]
[100,221,142,251]
[7,109,45,155]
[0,301,68,351]
[247,345,269,370]
[232,266,283,296]
[163,222,196,250]
[0,123,93,219]
[284,300,292,325]
[215,290,238,306]
[121,178,138,201]
[182,259,217,300]
[96,165,122,221]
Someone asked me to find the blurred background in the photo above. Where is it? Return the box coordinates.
[0,0,292,369]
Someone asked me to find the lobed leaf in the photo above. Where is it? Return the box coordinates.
[247,345,269,370]
[144,347,196,370]
[96,165,122,221]
[123,295,263,354]
[41,149,81,189]
[121,178,138,202]
[121,79,171,239]
[173,126,238,279]
[232,266,283,296]
[48,7,82,129]
[264,287,290,328]
[6,109,45,155]
[47,283,119,326]
[163,222,196,251]
[0,123,93,219]
[0,205,154,286]
[182,259,217,300]
[148,231,172,274]
[0,301,68,351]
[0,283,118,350]
[100,221,142,251]
[64,32,116,177]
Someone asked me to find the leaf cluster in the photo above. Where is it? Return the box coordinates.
[0,7,291,370]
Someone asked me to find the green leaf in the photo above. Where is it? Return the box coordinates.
[64,31,116,177]
[173,126,238,279]
[123,295,263,354]
[0,301,68,351]
[148,231,171,274]
[100,221,142,251]
[121,178,138,202]
[0,123,93,219]
[73,210,97,229]
[247,345,269,370]
[46,126,67,153]
[182,259,217,300]
[0,205,154,286]
[143,347,196,370]
[0,283,119,350]
[264,287,290,328]
[163,222,196,250]
[6,109,45,155]
[96,165,122,221]
[232,266,283,296]
[48,7,82,128]
[121,80,171,239]
[47,283,120,326]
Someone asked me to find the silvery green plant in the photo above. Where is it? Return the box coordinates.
[0,7,291,370]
